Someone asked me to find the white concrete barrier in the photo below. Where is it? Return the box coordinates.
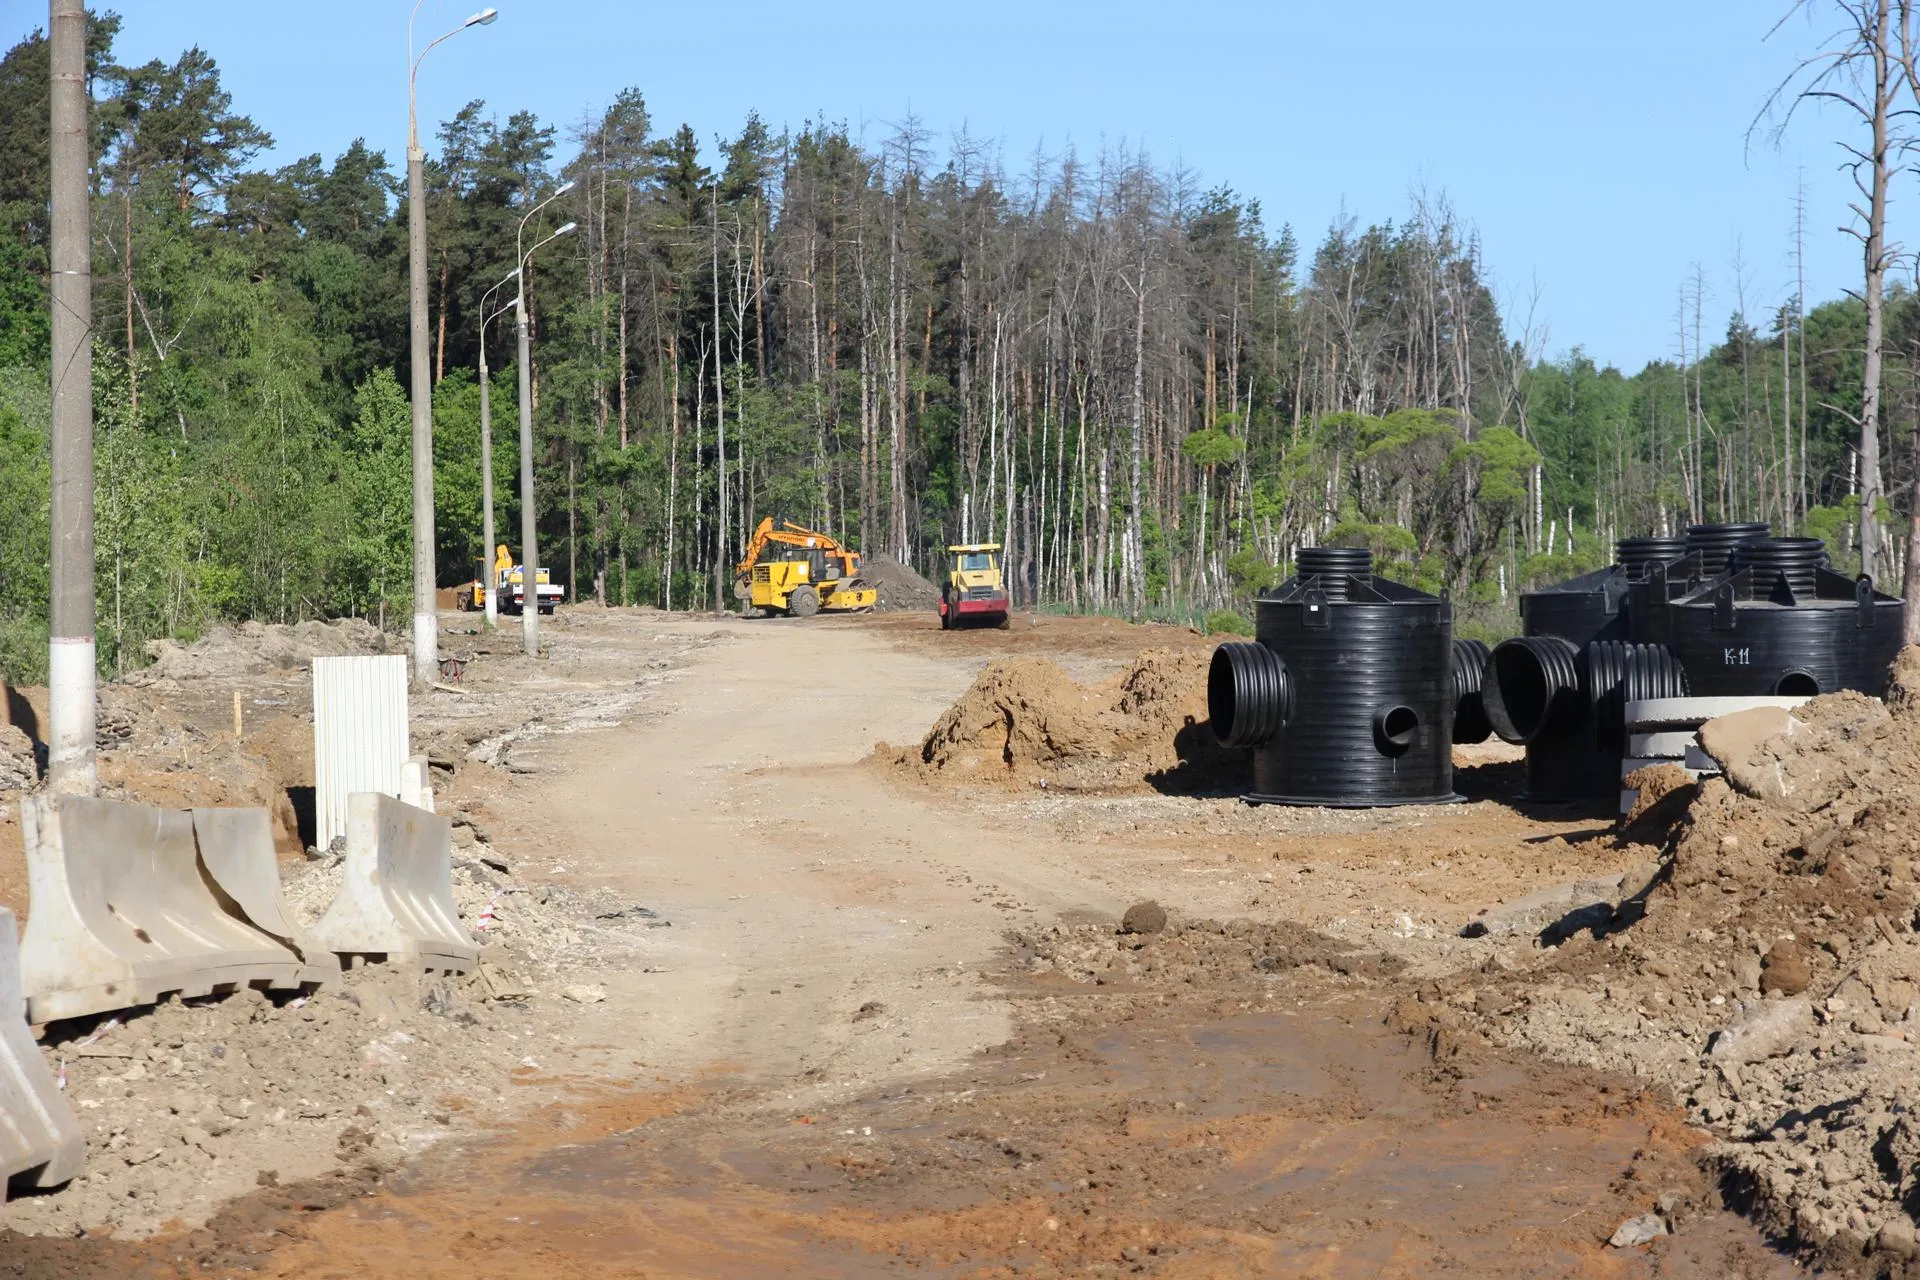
[191,807,341,988]
[310,793,476,974]
[0,907,82,1196]
[20,796,301,1023]
[313,654,410,850]
[400,754,434,813]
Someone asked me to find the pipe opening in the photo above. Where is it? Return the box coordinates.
[1483,637,1580,744]
[1375,705,1419,755]
[1776,670,1820,697]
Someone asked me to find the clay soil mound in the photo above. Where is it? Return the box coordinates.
[861,553,940,612]
[885,647,1241,793]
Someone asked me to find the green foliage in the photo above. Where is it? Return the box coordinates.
[1203,608,1253,636]
[1225,547,1283,596]
[1181,426,1243,469]
[337,368,414,623]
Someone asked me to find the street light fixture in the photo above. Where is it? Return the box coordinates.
[475,265,520,626]
[406,0,495,687]
[511,196,575,658]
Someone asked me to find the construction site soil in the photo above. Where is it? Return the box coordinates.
[3,605,1912,1275]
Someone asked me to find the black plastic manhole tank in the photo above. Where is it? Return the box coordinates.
[1518,534,1691,648]
[1207,548,1468,806]
[1482,534,1692,801]
[1643,534,1905,697]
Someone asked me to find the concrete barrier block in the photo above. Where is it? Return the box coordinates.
[0,907,82,1195]
[20,796,301,1023]
[191,807,341,988]
[1624,695,1810,731]
[401,755,434,812]
[310,793,476,974]
[1627,730,1695,759]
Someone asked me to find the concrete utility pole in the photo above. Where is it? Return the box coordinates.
[478,267,521,627]
[407,2,496,686]
[47,0,95,796]
[512,187,575,658]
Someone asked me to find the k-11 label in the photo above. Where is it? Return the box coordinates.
[1723,647,1751,666]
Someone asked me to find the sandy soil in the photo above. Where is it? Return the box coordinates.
[0,608,1806,1276]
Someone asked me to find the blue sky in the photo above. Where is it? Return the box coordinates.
[3,0,1881,371]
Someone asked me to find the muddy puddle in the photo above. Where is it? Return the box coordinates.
[9,986,1798,1279]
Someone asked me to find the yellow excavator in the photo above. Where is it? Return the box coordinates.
[735,517,878,617]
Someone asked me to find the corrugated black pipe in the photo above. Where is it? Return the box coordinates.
[1615,536,1688,576]
[1208,642,1290,749]
[1584,640,1689,747]
[1731,536,1826,601]
[1450,638,1492,744]
[1482,635,1581,744]
[1685,522,1769,576]
[1294,547,1373,601]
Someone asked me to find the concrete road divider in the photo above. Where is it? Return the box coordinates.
[191,807,341,989]
[0,906,83,1198]
[21,796,302,1023]
[310,793,477,974]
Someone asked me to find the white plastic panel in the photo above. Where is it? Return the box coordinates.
[312,655,410,850]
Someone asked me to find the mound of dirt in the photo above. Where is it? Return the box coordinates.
[861,553,940,612]
[129,618,397,685]
[884,647,1240,793]
[1446,647,1920,1268]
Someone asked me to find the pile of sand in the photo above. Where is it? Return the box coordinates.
[861,554,940,613]
[128,619,396,685]
[884,647,1240,793]
[1447,645,1920,1267]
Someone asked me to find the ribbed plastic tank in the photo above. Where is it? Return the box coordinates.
[1516,535,1690,653]
[1647,535,1905,697]
[1206,549,1464,806]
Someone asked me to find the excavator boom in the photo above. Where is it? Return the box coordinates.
[736,516,877,617]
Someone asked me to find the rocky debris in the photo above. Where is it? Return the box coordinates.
[884,647,1237,793]
[127,618,397,685]
[1120,900,1168,935]
[1445,648,1920,1267]
[5,844,669,1241]
[860,553,940,612]
[0,722,36,789]
[1459,867,1656,943]
[1706,996,1813,1066]
[1018,916,1405,991]
[1608,1213,1668,1248]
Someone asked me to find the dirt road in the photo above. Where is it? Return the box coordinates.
[4,610,1800,1277]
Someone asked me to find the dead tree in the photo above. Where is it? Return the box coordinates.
[1757,0,1915,585]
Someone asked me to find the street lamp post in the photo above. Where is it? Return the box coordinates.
[478,267,520,626]
[407,2,496,687]
[512,184,574,658]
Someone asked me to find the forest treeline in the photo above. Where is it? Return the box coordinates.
[0,13,1912,678]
